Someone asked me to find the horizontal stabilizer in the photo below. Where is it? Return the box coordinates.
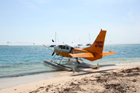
[102,51,116,56]
[70,53,94,58]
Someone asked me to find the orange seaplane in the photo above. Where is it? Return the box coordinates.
[43,29,116,71]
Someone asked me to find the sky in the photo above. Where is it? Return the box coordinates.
[0,0,140,45]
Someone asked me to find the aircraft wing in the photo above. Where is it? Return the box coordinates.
[69,53,94,58]
[102,51,116,56]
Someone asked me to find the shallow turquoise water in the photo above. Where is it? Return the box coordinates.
[0,44,140,78]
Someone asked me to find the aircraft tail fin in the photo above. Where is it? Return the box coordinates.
[84,29,106,55]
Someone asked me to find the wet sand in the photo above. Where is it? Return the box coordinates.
[0,62,140,93]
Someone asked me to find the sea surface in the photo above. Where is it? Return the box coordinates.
[0,44,140,78]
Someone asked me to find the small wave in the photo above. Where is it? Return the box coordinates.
[0,61,43,68]
[0,69,62,79]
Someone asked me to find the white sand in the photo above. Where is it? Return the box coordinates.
[0,62,140,93]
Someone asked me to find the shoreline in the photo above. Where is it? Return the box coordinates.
[0,62,140,93]
[0,71,73,90]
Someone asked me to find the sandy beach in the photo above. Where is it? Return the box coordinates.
[0,62,140,93]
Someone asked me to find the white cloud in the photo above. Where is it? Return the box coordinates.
[128,10,134,21]
[123,10,140,23]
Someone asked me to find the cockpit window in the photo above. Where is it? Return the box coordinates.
[58,45,70,51]
[66,46,69,50]
[58,45,62,49]
[62,46,65,49]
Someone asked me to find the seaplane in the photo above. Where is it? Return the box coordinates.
[43,29,116,71]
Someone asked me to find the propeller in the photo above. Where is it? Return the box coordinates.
[51,39,56,56]
[43,45,53,51]
[43,44,56,56]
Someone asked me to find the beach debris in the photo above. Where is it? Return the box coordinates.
[29,66,140,93]
[132,79,137,82]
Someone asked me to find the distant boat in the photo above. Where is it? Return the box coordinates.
[77,44,83,46]
[86,43,91,46]
[86,33,92,46]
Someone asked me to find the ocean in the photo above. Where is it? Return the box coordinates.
[0,44,140,78]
